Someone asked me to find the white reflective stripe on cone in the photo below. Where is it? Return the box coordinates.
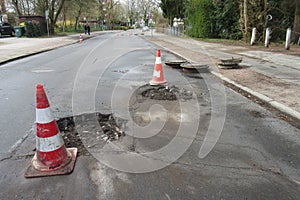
[36,134,64,152]
[156,57,162,64]
[36,107,54,124]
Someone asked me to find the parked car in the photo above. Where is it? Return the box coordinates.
[0,22,15,37]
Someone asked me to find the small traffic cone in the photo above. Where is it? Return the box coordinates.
[150,49,167,85]
[79,34,83,43]
[24,84,77,178]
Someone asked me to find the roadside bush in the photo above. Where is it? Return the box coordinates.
[185,0,214,38]
[25,21,42,37]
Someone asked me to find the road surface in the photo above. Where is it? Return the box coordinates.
[0,31,299,199]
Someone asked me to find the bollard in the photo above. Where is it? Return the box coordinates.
[285,28,292,50]
[250,27,257,46]
[265,28,271,48]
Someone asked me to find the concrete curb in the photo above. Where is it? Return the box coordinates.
[212,71,300,121]
[149,38,300,121]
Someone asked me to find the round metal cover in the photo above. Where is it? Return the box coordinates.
[219,58,242,65]
[180,63,209,69]
[165,60,187,65]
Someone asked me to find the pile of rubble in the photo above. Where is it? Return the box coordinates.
[136,84,193,101]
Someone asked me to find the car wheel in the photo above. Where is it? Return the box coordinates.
[11,31,15,37]
[0,32,2,38]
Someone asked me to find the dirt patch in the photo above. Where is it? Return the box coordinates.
[219,68,300,112]
[224,82,300,130]
[57,113,125,156]
[135,84,193,101]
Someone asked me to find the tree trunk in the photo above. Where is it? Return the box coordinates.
[75,5,82,32]
[1,0,6,14]
[293,0,300,43]
[49,0,55,34]
[243,0,249,42]
[262,0,268,42]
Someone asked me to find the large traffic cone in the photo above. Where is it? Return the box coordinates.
[79,34,83,43]
[150,49,167,85]
[24,84,77,178]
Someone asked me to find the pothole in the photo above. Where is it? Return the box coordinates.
[57,113,126,156]
[136,84,193,101]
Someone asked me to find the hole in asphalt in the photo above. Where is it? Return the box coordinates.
[136,84,193,101]
[57,113,125,156]
[57,85,195,156]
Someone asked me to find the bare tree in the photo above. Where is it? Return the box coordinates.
[244,0,249,41]
[47,0,66,34]
[1,0,7,14]
[125,0,137,25]
[293,0,300,43]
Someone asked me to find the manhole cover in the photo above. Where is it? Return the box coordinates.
[218,57,242,69]
[180,63,209,73]
[165,60,187,68]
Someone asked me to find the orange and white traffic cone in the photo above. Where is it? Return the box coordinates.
[79,34,83,43]
[150,49,167,85]
[24,84,77,178]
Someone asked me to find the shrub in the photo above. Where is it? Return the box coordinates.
[25,21,42,37]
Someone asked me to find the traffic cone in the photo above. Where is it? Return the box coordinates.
[150,49,167,85]
[24,84,77,178]
[79,34,83,43]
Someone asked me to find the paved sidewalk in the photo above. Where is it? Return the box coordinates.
[0,32,105,64]
[1,30,300,123]
[0,36,76,63]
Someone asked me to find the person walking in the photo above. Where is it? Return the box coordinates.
[84,23,87,34]
[87,23,91,35]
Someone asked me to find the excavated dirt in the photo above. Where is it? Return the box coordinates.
[57,113,125,156]
[135,84,193,101]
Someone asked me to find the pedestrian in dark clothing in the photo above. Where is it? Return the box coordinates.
[84,24,87,34]
[87,23,90,35]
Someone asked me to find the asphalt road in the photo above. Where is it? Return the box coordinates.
[0,32,299,199]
